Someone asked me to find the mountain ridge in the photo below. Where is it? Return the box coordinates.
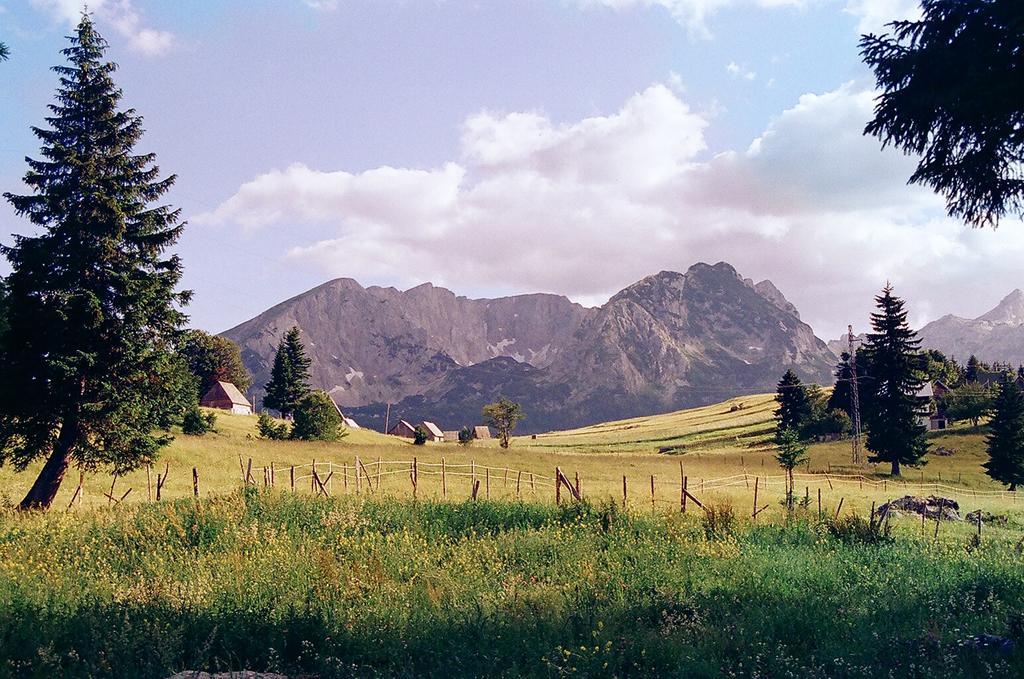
[223,261,836,433]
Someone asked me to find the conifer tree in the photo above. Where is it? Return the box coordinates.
[263,326,312,418]
[0,15,192,510]
[966,355,981,383]
[984,378,1024,491]
[774,369,810,439]
[827,352,855,416]
[861,285,928,476]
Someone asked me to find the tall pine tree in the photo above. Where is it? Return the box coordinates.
[984,377,1024,491]
[263,326,312,418]
[774,369,810,439]
[0,15,192,510]
[861,285,928,476]
[827,352,854,416]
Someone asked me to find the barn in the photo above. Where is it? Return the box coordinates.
[473,426,493,440]
[388,420,417,438]
[200,381,253,415]
[420,421,445,442]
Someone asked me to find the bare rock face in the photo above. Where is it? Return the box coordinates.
[222,279,592,408]
[918,289,1024,364]
[225,262,835,433]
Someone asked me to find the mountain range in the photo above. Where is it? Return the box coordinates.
[917,289,1024,365]
[222,261,837,433]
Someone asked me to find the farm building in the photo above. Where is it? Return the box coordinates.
[200,381,253,415]
[915,381,948,431]
[420,421,445,442]
[473,426,493,440]
[388,420,417,438]
[442,430,460,443]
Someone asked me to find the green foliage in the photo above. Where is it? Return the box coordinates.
[862,285,929,476]
[483,397,525,449]
[413,426,428,446]
[0,494,1021,677]
[182,407,217,436]
[263,326,312,418]
[920,349,962,386]
[0,16,191,509]
[700,500,737,540]
[944,382,995,427]
[0,41,8,62]
[775,428,809,508]
[457,426,473,446]
[984,378,1024,490]
[257,412,290,440]
[826,512,893,545]
[178,329,251,398]
[861,0,1024,227]
[774,370,811,438]
[289,390,345,442]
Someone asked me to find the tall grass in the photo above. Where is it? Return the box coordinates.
[0,493,1022,677]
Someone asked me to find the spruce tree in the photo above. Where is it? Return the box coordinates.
[263,326,312,418]
[0,15,191,510]
[861,285,928,476]
[774,369,810,439]
[827,352,855,416]
[966,355,981,383]
[984,378,1024,491]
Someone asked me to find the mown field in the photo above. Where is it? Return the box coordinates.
[0,393,1016,520]
[1,492,1023,677]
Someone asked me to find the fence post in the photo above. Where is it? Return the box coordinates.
[516,470,522,499]
[530,473,535,493]
[290,466,295,492]
[376,456,382,490]
[312,459,317,493]
[752,477,759,520]
[328,461,333,494]
[355,457,361,494]
[193,467,199,497]
[622,475,628,507]
[441,457,447,498]
[411,457,418,499]
[574,471,581,498]
[486,468,490,499]
[555,467,561,505]
[472,460,476,487]
[147,464,152,502]
[650,475,655,512]
[817,488,821,519]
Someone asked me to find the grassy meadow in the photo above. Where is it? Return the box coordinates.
[1,492,1023,677]
[1,395,1024,676]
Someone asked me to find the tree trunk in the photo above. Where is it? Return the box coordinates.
[18,422,76,511]
[890,460,901,477]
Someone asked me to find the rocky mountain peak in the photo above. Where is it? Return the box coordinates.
[977,289,1024,325]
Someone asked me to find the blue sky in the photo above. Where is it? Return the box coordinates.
[2,0,1020,342]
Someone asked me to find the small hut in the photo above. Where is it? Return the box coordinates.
[200,381,253,415]
[473,425,493,440]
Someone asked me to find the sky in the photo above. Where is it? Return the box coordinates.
[1,0,1021,343]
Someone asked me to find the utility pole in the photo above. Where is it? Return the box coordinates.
[848,325,863,465]
[384,403,391,435]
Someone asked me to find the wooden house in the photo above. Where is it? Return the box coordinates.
[473,426,493,440]
[200,381,253,415]
[388,420,417,439]
[420,421,445,442]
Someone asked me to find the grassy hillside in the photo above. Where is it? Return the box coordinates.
[0,395,1019,521]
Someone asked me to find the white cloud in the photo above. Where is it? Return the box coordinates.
[304,0,339,10]
[31,0,174,56]
[197,80,1024,340]
[578,0,807,38]
[844,0,921,34]
[725,61,756,80]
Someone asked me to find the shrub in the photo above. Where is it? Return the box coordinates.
[182,406,216,435]
[457,426,473,446]
[291,390,345,441]
[413,426,428,446]
[826,513,893,545]
[257,412,290,440]
[701,501,737,540]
